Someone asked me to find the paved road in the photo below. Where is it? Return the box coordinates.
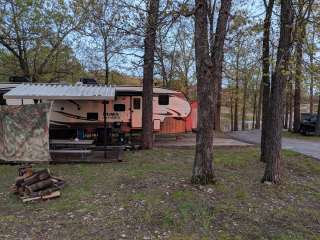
[155,133,252,148]
[229,130,320,160]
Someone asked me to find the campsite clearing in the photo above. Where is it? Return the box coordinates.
[0,147,319,240]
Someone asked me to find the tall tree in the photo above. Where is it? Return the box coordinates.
[233,46,240,131]
[192,0,232,184]
[316,96,320,136]
[84,0,128,84]
[142,0,160,149]
[260,0,274,162]
[293,0,313,132]
[0,0,86,81]
[261,0,293,184]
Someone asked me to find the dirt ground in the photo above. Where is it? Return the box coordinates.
[0,147,319,240]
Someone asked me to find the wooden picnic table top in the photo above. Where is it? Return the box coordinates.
[50,139,94,145]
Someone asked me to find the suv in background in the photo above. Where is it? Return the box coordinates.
[79,78,97,85]
[300,113,318,135]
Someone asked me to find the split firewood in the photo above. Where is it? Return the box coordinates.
[25,179,53,193]
[19,169,50,188]
[18,165,33,176]
[29,186,60,197]
[21,196,42,203]
[42,191,60,200]
[13,167,64,203]
[22,191,61,203]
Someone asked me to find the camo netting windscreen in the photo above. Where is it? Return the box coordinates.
[0,103,51,162]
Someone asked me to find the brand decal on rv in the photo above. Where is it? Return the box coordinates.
[106,112,120,119]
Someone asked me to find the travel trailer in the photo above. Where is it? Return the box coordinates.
[1,83,191,144]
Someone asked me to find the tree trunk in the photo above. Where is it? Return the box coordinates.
[293,0,310,132]
[288,79,293,131]
[210,0,229,132]
[233,50,240,131]
[293,39,302,132]
[252,85,257,129]
[242,79,247,130]
[142,0,160,149]
[255,80,263,129]
[230,94,234,131]
[192,0,232,185]
[104,38,109,84]
[284,87,290,129]
[309,70,314,114]
[260,0,274,162]
[214,80,222,131]
[309,30,315,114]
[315,96,320,136]
[261,0,293,184]
[192,0,214,185]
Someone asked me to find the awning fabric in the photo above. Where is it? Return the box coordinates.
[4,83,115,100]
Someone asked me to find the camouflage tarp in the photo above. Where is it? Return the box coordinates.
[0,103,51,162]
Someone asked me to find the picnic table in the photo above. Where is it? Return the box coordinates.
[49,139,124,162]
[50,139,94,146]
[49,139,95,160]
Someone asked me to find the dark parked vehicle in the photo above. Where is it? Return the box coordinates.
[9,76,30,83]
[79,78,97,85]
[300,114,318,135]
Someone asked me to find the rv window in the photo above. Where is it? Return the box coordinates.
[0,93,6,105]
[87,112,98,120]
[158,95,169,105]
[114,104,126,112]
[133,98,141,109]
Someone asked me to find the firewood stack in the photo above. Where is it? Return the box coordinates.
[11,165,65,203]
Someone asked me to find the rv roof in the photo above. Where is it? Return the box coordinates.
[2,83,182,100]
[115,86,180,94]
[3,83,115,100]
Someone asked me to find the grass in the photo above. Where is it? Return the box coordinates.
[282,130,320,141]
[0,147,319,239]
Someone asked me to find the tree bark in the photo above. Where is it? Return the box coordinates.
[309,29,315,114]
[242,78,248,130]
[233,49,240,131]
[260,0,274,162]
[192,0,232,185]
[104,37,110,84]
[261,0,293,184]
[210,0,229,132]
[230,93,234,131]
[315,96,320,136]
[293,0,311,132]
[284,87,290,129]
[142,0,160,149]
[288,78,293,131]
[255,80,263,129]
[252,84,257,129]
[293,39,302,132]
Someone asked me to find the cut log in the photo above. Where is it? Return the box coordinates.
[29,186,60,197]
[14,167,64,202]
[22,196,41,203]
[20,170,50,188]
[18,165,32,176]
[22,191,60,202]
[42,191,60,200]
[25,179,53,193]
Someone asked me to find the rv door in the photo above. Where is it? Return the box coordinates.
[131,97,142,128]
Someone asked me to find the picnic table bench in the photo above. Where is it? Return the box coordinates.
[49,139,124,162]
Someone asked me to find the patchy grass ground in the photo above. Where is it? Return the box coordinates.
[0,147,319,240]
[282,130,320,141]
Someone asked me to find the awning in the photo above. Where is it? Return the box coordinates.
[4,83,115,100]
